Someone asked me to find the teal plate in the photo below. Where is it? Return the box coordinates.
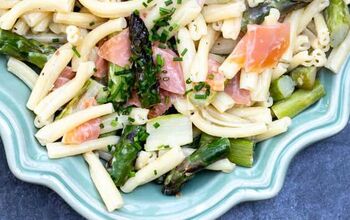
[1,56,349,220]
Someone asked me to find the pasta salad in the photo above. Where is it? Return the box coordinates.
[0,0,349,212]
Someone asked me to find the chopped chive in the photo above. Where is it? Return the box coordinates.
[181,48,188,56]
[186,78,192,84]
[194,94,208,99]
[153,122,160,128]
[147,0,153,2]
[89,21,95,26]
[52,38,59,43]
[72,46,81,58]
[165,0,173,6]
[142,2,148,7]
[158,43,167,49]
[208,74,214,80]
[154,170,158,175]
[173,57,183,61]
[133,9,140,15]
[156,54,164,67]
[93,67,97,72]
[177,0,182,4]
[99,123,105,129]
[128,117,135,123]
[110,120,118,127]
[185,89,193,95]
[129,171,136,177]
[194,82,206,91]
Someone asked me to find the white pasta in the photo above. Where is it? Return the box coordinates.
[121,146,185,193]
[0,0,20,9]
[66,25,83,45]
[12,18,29,36]
[281,9,304,62]
[27,43,74,110]
[326,30,350,73]
[49,22,68,34]
[201,109,257,128]
[250,69,273,102]
[34,62,95,122]
[297,0,330,34]
[72,18,127,71]
[171,96,195,116]
[294,35,311,53]
[211,92,235,113]
[23,12,50,27]
[26,33,67,44]
[254,117,292,142]
[7,57,38,89]
[53,12,105,29]
[46,136,120,158]
[202,2,246,23]
[78,0,160,18]
[272,62,289,80]
[240,71,259,91]
[205,106,250,124]
[129,108,149,125]
[188,14,208,41]
[190,112,267,138]
[135,151,157,170]
[83,152,123,212]
[211,21,223,31]
[143,0,175,30]
[0,0,74,30]
[177,27,196,89]
[311,48,327,67]
[190,26,219,82]
[288,50,313,70]
[314,13,330,47]
[100,113,128,134]
[34,115,54,128]
[35,103,114,145]
[32,14,51,33]
[221,17,241,40]
[205,0,232,4]
[262,8,280,25]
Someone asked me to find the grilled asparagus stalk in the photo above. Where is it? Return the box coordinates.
[0,29,56,68]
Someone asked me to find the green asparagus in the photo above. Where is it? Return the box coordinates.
[241,0,312,32]
[109,125,148,186]
[271,80,326,119]
[228,139,255,168]
[162,138,230,195]
[290,66,317,90]
[270,75,296,101]
[325,0,350,48]
[0,29,56,68]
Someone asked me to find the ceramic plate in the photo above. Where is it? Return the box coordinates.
[1,56,349,219]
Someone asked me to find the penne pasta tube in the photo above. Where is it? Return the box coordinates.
[31,14,51,33]
[250,69,272,102]
[288,50,313,70]
[47,136,120,158]
[313,13,330,47]
[211,21,223,32]
[135,151,157,170]
[240,71,259,91]
[83,152,123,212]
[202,2,246,23]
[23,12,50,27]
[221,17,241,40]
[311,48,327,67]
[0,0,74,30]
[121,146,185,193]
[201,109,257,128]
[36,103,114,145]
[34,115,54,129]
[49,22,68,34]
[27,43,74,110]
[0,0,20,9]
[53,12,106,29]
[206,106,250,124]
[12,18,30,36]
[326,30,350,73]
[176,27,196,89]
[78,0,160,18]
[211,92,235,113]
[7,57,38,89]
[227,106,270,118]
[254,117,292,142]
[296,0,329,34]
[143,0,178,29]
[281,9,304,62]
[272,62,289,80]
[191,112,267,138]
[190,26,219,82]
[34,62,95,122]
[188,14,208,41]
[293,35,311,53]
[66,25,83,46]
[72,18,127,71]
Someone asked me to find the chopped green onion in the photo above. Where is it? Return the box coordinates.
[153,122,160,128]
[165,0,173,6]
[72,46,81,58]
[128,117,135,123]
[89,21,95,26]
[173,57,183,61]
[177,0,182,4]
[52,38,59,43]
[186,78,192,84]
[194,94,208,99]
[99,123,105,129]
[156,54,164,67]
[111,120,118,127]
[181,48,188,56]
[142,2,148,7]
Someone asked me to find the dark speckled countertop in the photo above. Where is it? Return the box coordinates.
[1,122,350,220]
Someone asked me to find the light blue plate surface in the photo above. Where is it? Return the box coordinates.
[0,56,349,220]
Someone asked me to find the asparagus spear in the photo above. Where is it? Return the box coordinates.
[325,0,350,48]
[290,66,317,90]
[271,80,326,119]
[162,138,230,195]
[241,0,312,31]
[0,29,56,68]
[109,125,148,186]
[270,75,296,101]
[129,12,161,108]
[228,139,255,168]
